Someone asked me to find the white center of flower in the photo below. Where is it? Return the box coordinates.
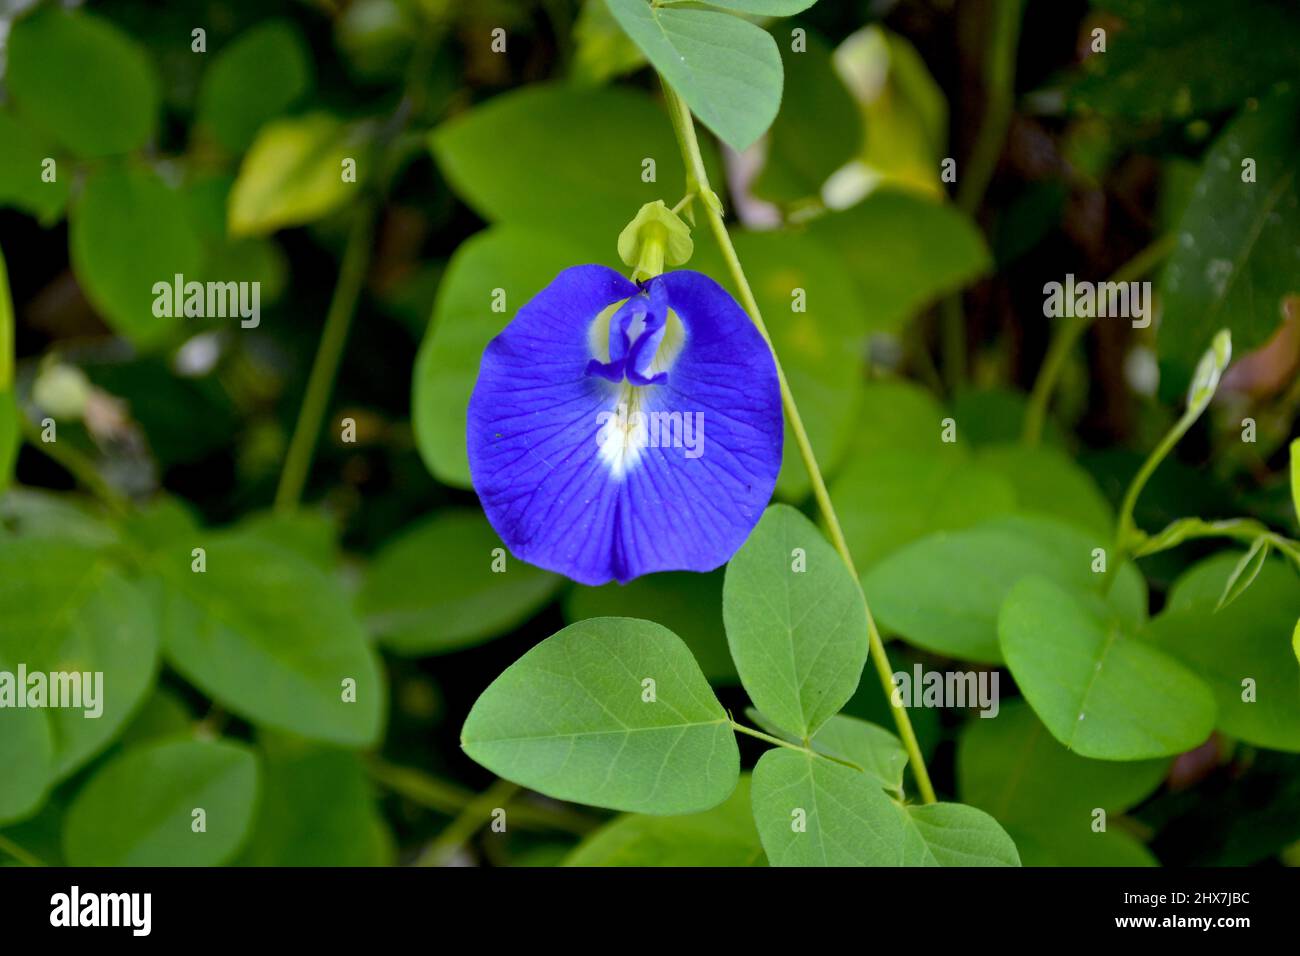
[588,298,687,479]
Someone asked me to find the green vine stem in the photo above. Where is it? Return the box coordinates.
[955,0,1024,217]
[731,720,863,772]
[274,204,376,513]
[1023,234,1176,445]
[1113,410,1199,566]
[19,414,129,516]
[366,758,596,835]
[0,833,46,867]
[0,244,14,393]
[662,80,937,804]
[942,0,1025,390]
[1109,329,1233,586]
[417,778,520,866]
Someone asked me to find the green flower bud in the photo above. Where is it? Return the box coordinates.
[618,200,693,282]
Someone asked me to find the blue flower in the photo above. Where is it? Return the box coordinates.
[467,265,783,585]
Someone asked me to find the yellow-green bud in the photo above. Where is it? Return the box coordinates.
[618,201,693,282]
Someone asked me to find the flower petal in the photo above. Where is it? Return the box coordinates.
[468,265,782,584]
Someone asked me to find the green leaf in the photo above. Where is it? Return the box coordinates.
[234,509,337,570]
[1145,553,1300,752]
[63,739,259,866]
[118,687,193,749]
[957,698,1168,832]
[834,26,948,200]
[0,489,120,548]
[69,163,204,347]
[413,225,611,488]
[0,537,159,778]
[7,6,160,158]
[977,443,1115,536]
[864,514,1147,663]
[720,229,868,498]
[832,449,1016,571]
[691,0,817,13]
[751,30,860,205]
[1070,0,1300,122]
[564,776,763,866]
[431,84,703,238]
[118,497,201,552]
[1217,536,1270,610]
[999,575,1215,760]
[841,379,950,461]
[605,0,782,152]
[360,510,562,655]
[239,741,390,866]
[565,571,736,683]
[1290,437,1300,527]
[0,652,54,825]
[0,112,69,221]
[0,241,15,493]
[750,749,904,866]
[461,618,738,814]
[748,709,908,794]
[228,114,364,237]
[1010,820,1157,867]
[153,531,384,746]
[899,802,1020,866]
[197,20,313,153]
[807,190,990,333]
[952,387,1064,447]
[723,505,867,739]
[1160,90,1299,378]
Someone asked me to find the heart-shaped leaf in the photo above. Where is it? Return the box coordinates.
[7,6,159,158]
[865,514,1147,663]
[1145,553,1300,752]
[723,504,868,740]
[0,651,54,826]
[564,776,763,866]
[606,0,782,152]
[899,802,1020,866]
[360,510,562,656]
[431,84,702,238]
[462,618,738,814]
[228,114,363,236]
[63,739,259,866]
[1160,89,1298,381]
[750,748,905,866]
[69,163,204,347]
[0,537,159,778]
[832,449,1016,570]
[999,575,1215,760]
[958,698,1168,831]
[196,20,312,153]
[153,531,384,747]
